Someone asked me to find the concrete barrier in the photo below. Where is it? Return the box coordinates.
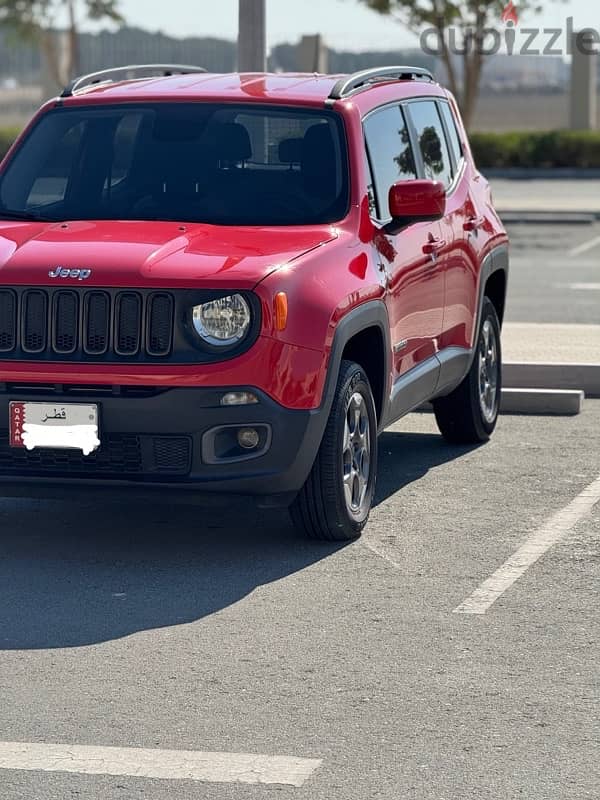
[504,363,600,398]
[500,388,584,416]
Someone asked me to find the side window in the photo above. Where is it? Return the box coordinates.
[364,152,377,218]
[363,105,417,220]
[408,101,453,188]
[438,101,463,166]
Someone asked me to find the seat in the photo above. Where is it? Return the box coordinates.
[301,124,339,213]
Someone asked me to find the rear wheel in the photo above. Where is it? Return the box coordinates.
[291,360,378,541]
[433,297,501,444]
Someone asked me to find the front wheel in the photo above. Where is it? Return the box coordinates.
[433,297,502,444]
[291,360,378,541]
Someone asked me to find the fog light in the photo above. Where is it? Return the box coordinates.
[237,427,260,450]
[221,391,259,406]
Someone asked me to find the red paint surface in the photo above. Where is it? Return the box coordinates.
[0,74,508,411]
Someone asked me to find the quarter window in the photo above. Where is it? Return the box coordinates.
[364,105,417,220]
[438,101,463,166]
[408,101,453,189]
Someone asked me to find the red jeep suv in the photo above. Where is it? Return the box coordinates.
[0,64,508,541]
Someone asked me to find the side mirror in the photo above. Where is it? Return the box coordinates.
[388,180,446,223]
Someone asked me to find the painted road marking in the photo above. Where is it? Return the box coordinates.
[569,235,600,257]
[0,742,321,787]
[454,474,600,615]
[554,282,600,291]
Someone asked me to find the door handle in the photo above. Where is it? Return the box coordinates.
[422,238,446,256]
[464,215,485,232]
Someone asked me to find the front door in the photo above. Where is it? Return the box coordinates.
[364,104,445,392]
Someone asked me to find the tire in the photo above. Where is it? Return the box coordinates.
[433,297,502,444]
[291,360,378,542]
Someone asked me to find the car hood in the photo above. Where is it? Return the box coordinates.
[0,220,338,289]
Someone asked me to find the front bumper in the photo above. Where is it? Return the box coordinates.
[0,385,327,500]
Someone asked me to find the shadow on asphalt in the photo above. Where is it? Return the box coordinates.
[375,429,481,507]
[0,429,478,650]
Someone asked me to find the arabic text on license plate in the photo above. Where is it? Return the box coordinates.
[9,402,100,456]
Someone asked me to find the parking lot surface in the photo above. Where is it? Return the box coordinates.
[0,398,598,799]
[506,222,600,325]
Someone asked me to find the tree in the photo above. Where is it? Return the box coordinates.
[356,1,551,129]
[0,0,123,89]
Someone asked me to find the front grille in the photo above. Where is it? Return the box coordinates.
[115,292,142,356]
[84,292,110,355]
[0,432,191,479]
[0,288,175,363]
[0,432,143,476]
[152,437,192,472]
[0,290,16,352]
[22,290,47,353]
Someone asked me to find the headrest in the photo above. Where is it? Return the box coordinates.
[279,137,303,164]
[302,124,336,188]
[216,122,252,162]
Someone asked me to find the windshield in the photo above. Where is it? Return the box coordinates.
[0,103,349,226]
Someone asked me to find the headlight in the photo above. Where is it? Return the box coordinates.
[192,294,251,347]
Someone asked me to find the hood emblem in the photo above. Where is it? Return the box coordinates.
[49,267,92,281]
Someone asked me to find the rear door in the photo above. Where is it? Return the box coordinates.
[435,98,480,355]
[363,104,444,394]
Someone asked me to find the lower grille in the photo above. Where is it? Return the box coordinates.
[0,433,191,479]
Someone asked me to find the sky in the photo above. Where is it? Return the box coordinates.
[84,0,599,53]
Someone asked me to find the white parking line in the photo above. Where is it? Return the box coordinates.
[454,474,600,615]
[0,742,322,787]
[554,283,600,291]
[569,235,600,257]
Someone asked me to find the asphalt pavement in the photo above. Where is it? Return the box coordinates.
[0,399,598,799]
[504,222,600,327]
[0,220,598,799]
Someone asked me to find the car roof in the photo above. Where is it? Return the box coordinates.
[62,71,445,109]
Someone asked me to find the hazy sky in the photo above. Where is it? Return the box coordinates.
[86,1,598,52]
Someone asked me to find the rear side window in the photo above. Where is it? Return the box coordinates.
[408,101,453,188]
[363,105,417,220]
[438,101,463,165]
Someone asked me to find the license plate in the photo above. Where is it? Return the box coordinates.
[10,402,100,456]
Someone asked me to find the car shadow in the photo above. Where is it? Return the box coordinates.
[0,495,345,651]
[375,429,482,506]
[0,429,479,651]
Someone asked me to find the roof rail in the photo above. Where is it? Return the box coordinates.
[61,64,207,98]
[328,65,435,101]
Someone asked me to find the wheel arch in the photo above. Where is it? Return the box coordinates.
[323,301,392,432]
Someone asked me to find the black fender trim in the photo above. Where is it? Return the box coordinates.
[436,243,509,396]
[322,300,392,433]
[475,243,509,339]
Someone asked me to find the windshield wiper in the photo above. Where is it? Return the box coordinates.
[0,207,58,222]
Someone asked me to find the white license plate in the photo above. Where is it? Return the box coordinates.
[9,402,100,456]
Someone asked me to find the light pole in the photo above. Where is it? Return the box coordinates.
[238,0,267,72]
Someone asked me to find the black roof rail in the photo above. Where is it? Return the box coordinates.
[328,65,435,101]
[61,64,207,98]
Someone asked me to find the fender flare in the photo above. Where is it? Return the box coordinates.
[469,242,510,370]
[319,300,392,429]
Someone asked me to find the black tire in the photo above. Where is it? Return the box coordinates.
[291,360,378,541]
[433,297,502,444]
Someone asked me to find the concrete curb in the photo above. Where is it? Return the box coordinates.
[500,388,584,416]
[484,168,600,180]
[499,211,599,225]
[504,362,600,399]
[419,386,585,416]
